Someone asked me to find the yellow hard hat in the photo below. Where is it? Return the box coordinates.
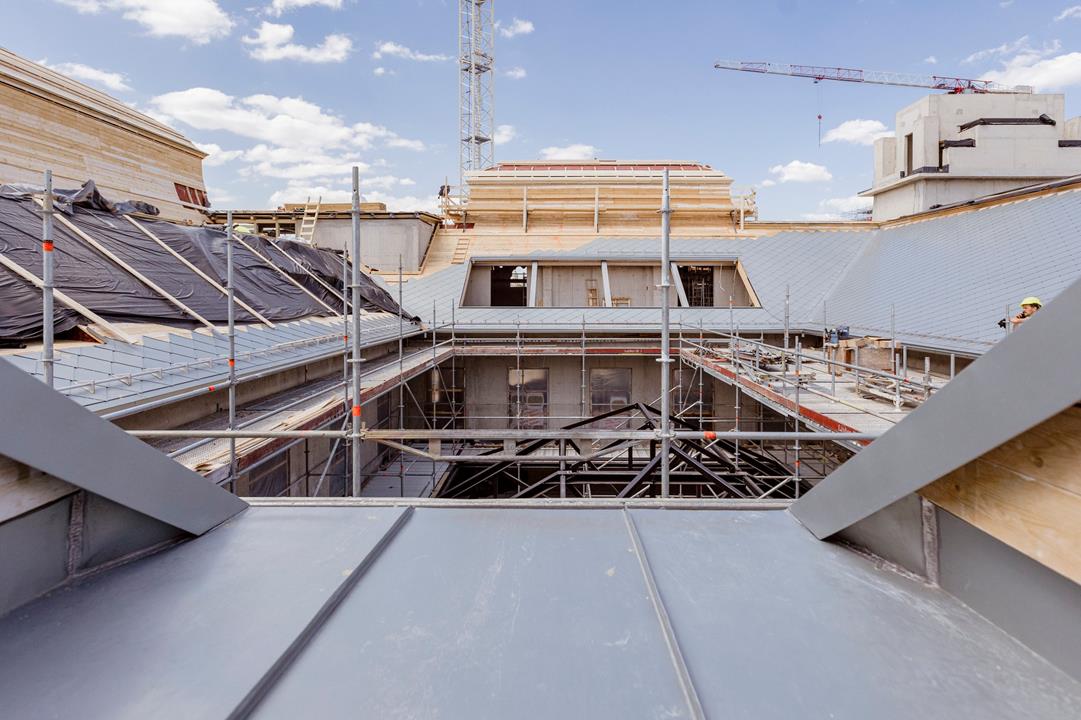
[1020,296,1042,308]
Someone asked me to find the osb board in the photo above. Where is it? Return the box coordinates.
[0,83,204,223]
[921,406,1081,584]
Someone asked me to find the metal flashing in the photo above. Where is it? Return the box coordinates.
[0,359,246,534]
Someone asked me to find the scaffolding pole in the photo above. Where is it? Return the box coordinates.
[41,170,55,388]
[398,255,405,494]
[659,169,673,498]
[350,167,363,496]
[226,210,237,490]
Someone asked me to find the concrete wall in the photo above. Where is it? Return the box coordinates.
[868,93,1081,221]
[463,265,491,306]
[312,218,435,272]
[870,176,1052,221]
[461,354,737,430]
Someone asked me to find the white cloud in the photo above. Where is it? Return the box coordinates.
[758,179,776,188]
[1055,5,1081,20]
[206,186,237,204]
[494,125,516,145]
[498,18,534,38]
[54,0,101,10]
[363,191,438,212]
[822,119,892,146]
[373,66,392,76]
[371,41,450,62]
[963,35,1062,68]
[963,35,1031,64]
[983,50,1081,90]
[155,87,430,212]
[386,137,425,151]
[768,160,832,183]
[37,59,131,92]
[152,88,354,150]
[268,182,437,212]
[152,89,422,152]
[965,36,1077,91]
[53,0,233,44]
[924,55,938,65]
[821,195,872,214]
[267,0,341,16]
[153,88,425,193]
[539,144,597,160]
[243,22,351,63]
[196,142,243,166]
[504,66,527,80]
[801,195,872,221]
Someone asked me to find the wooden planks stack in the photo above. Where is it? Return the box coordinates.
[827,336,894,376]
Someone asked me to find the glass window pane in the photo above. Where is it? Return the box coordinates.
[509,368,548,428]
[589,368,632,414]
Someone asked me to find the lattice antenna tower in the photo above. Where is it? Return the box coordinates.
[459,0,494,194]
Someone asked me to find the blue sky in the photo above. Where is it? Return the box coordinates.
[8,0,1081,219]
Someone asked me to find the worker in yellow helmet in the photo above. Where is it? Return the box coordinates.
[1009,296,1042,326]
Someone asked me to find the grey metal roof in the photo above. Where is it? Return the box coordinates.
[403,189,1081,355]
[1,502,1078,719]
[821,188,1081,353]
[2,312,422,417]
[793,271,1081,539]
[402,232,866,336]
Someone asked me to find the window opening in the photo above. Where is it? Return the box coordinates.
[679,265,715,307]
[508,368,548,429]
[590,368,632,428]
[490,265,528,306]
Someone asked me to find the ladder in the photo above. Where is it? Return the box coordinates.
[451,237,471,264]
[297,196,321,242]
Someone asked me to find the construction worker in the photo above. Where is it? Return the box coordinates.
[1006,297,1042,327]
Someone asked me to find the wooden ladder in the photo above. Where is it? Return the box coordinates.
[298,196,321,242]
[451,237,471,264]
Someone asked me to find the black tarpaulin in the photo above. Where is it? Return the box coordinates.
[274,238,411,318]
[0,197,189,337]
[138,221,333,322]
[0,187,414,340]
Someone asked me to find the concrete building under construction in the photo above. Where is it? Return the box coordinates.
[2,47,1081,718]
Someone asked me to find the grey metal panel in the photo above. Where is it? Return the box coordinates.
[3,506,1080,718]
[79,492,185,570]
[0,496,71,616]
[252,507,692,719]
[0,359,246,534]
[0,506,408,720]
[631,508,1081,719]
[937,508,1081,681]
[835,493,928,577]
[790,274,1081,538]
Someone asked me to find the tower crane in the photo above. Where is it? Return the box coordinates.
[714,60,1033,94]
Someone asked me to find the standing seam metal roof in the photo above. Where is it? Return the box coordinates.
[400,189,1081,355]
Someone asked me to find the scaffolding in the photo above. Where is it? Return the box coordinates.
[25,166,962,503]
